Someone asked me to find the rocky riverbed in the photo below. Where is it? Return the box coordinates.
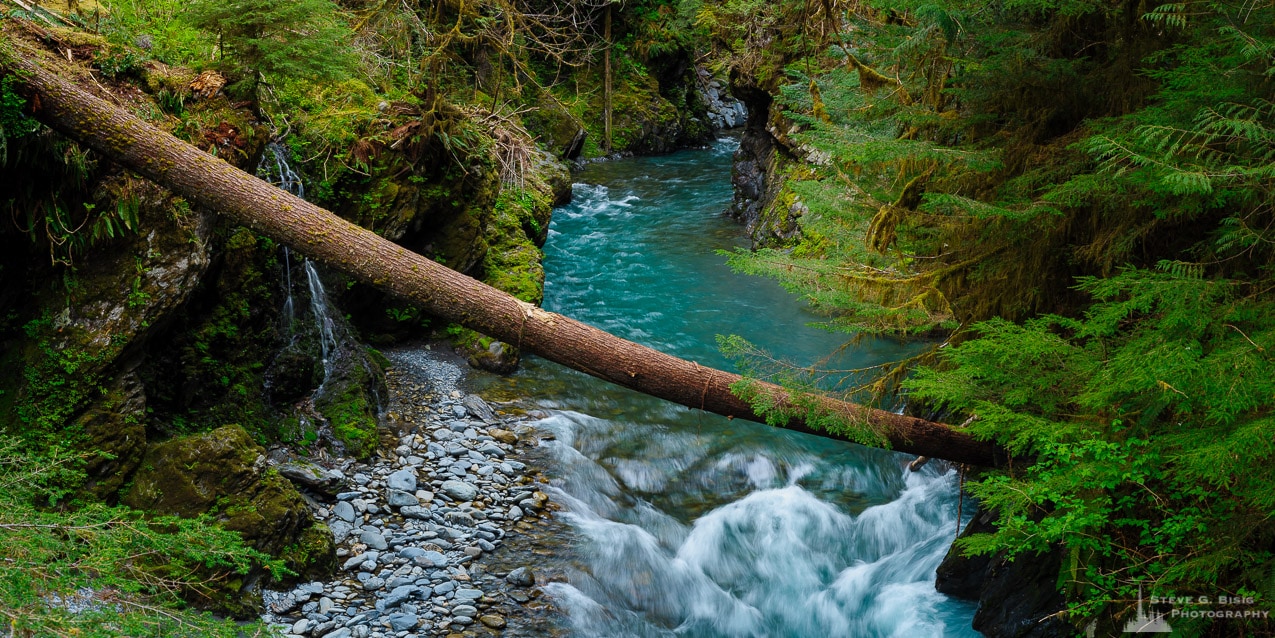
[261,345,561,638]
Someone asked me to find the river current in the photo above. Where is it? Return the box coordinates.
[479,138,981,637]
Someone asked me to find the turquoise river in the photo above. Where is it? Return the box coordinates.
[480,137,982,637]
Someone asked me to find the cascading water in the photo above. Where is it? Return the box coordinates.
[254,141,385,452]
[281,246,295,337]
[303,259,340,391]
[257,141,340,391]
[477,137,981,636]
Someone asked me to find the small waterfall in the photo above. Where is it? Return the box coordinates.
[253,139,382,454]
[281,247,295,337]
[259,141,305,199]
[303,259,340,391]
[258,143,306,337]
[256,140,343,390]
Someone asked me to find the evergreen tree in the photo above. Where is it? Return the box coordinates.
[701,0,1275,631]
[185,0,354,100]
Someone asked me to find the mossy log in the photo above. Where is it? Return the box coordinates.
[0,44,1003,467]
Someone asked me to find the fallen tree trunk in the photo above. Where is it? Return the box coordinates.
[0,41,1002,467]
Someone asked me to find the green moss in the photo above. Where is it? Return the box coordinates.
[10,314,118,445]
[313,356,385,461]
[121,425,332,595]
[139,228,283,440]
[482,187,551,303]
[277,523,337,582]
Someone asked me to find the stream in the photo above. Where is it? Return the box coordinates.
[476,138,981,636]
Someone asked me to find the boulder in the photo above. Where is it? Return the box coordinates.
[123,425,335,614]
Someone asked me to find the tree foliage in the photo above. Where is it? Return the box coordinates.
[0,437,283,637]
[700,0,1275,631]
[185,0,355,99]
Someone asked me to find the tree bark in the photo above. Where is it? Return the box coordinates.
[0,44,1003,467]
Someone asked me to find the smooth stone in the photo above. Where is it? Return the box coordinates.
[488,429,517,444]
[383,584,420,608]
[329,520,354,543]
[477,442,504,457]
[440,480,478,502]
[400,505,431,520]
[318,597,335,615]
[292,618,312,635]
[387,613,419,631]
[479,615,507,629]
[320,628,351,638]
[505,567,534,587]
[386,489,419,508]
[386,468,418,492]
[454,588,482,602]
[412,551,448,568]
[360,530,388,551]
[507,505,523,521]
[450,604,477,618]
[333,501,357,523]
[399,547,427,560]
[433,581,455,594]
[362,577,385,591]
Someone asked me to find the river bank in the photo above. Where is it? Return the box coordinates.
[260,345,562,637]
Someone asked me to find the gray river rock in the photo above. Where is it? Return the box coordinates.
[261,348,551,637]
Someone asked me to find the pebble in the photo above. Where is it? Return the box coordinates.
[506,567,534,587]
[440,480,478,502]
[479,615,507,629]
[333,501,356,523]
[261,348,551,637]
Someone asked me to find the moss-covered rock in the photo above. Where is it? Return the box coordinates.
[77,371,149,500]
[314,348,387,461]
[123,425,334,613]
[522,95,588,159]
[138,227,289,440]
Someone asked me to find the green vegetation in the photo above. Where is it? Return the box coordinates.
[185,0,354,101]
[0,436,280,636]
[699,0,1275,631]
